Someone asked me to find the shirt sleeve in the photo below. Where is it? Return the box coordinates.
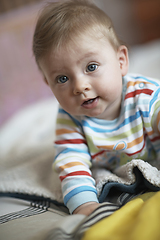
[53,107,98,213]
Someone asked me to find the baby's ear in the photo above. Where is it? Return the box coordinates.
[118,45,129,76]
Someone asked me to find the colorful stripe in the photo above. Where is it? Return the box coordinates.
[125,89,153,100]
[60,171,91,181]
[55,139,87,145]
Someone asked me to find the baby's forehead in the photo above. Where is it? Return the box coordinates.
[45,34,115,68]
[51,29,109,54]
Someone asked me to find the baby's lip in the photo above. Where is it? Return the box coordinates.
[81,97,96,105]
[81,97,99,109]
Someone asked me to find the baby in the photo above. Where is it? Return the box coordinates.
[33,0,160,215]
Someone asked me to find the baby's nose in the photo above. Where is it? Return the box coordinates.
[73,78,91,95]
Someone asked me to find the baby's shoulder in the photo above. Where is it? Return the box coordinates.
[123,74,160,98]
[122,74,160,115]
[124,73,160,90]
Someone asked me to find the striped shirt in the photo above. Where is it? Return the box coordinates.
[53,74,160,213]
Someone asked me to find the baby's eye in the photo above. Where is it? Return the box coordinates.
[87,64,98,72]
[57,75,69,84]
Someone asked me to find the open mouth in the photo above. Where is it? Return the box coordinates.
[83,98,96,105]
[82,97,99,109]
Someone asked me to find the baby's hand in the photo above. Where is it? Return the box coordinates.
[73,202,100,216]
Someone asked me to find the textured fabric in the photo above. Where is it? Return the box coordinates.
[0,197,68,225]
[46,202,120,240]
[1,193,160,240]
[0,198,69,240]
[54,74,160,213]
[82,191,160,240]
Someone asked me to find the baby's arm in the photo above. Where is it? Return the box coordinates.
[73,202,101,216]
[54,108,99,214]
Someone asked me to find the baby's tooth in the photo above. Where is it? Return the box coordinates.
[87,99,93,104]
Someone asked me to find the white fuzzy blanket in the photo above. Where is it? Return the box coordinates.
[0,97,160,204]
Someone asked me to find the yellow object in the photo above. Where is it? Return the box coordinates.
[83,192,160,240]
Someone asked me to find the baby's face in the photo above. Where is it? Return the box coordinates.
[40,33,128,120]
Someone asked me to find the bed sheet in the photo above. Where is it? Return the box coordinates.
[1,192,160,240]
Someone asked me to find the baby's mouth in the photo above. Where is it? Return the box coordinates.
[81,97,99,109]
[83,98,95,105]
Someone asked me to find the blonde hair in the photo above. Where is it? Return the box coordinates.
[33,0,122,66]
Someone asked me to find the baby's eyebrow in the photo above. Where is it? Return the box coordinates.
[77,52,98,64]
[50,68,64,77]
[50,69,58,77]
